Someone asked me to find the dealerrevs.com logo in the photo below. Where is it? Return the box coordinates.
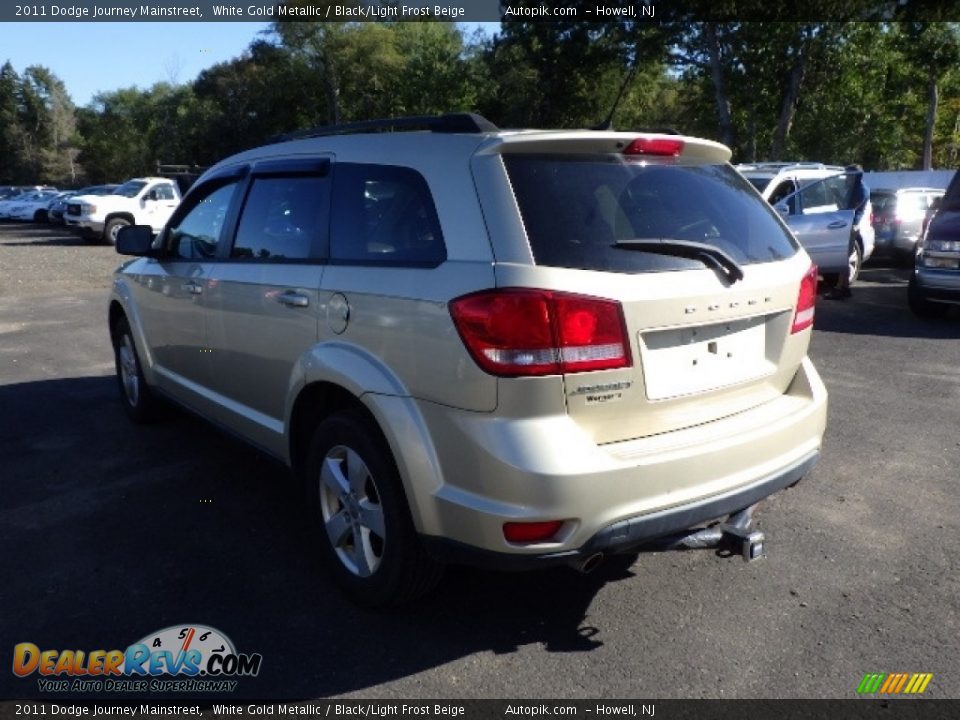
[13,625,262,693]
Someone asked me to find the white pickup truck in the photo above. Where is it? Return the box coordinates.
[65,177,181,244]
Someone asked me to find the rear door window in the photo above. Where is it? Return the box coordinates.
[330,163,445,266]
[504,155,798,273]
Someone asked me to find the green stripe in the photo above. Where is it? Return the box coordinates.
[857,673,885,694]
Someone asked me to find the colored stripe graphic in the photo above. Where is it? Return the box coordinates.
[857,673,885,694]
[857,673,933,695]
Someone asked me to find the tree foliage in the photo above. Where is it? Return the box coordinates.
[0,20,957,185]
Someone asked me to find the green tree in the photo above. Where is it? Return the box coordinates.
[191,39,322,162]
[273,21,483,126]
[898,22,960,169]
[485,19,670,129]
[21,66,79,183]
[0,62,25,183]
[77,87,156,182]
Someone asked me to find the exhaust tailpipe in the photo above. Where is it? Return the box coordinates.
[571,552,605,574]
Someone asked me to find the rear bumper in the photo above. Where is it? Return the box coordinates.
[423,450,817,570]
[914,266,960,303]
[408,356,828,567]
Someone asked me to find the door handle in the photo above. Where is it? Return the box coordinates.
[277,291,309,308]
[181,281,203,295]
[827,221,849,229]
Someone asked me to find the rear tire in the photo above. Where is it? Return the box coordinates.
[303,409,442,608]
[848,238,863,283]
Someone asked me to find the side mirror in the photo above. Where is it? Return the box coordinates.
[146,189,159,201]
[116,225,156,257]
[929,196,943,213]
[774,202,790,217]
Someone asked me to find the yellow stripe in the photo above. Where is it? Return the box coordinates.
[917,673,933,694]
[904,674,920,694]
[893,674,909,693]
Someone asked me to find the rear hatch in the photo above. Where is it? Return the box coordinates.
[472,133,816,445]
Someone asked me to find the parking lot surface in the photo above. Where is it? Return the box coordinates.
[1,223,958,700]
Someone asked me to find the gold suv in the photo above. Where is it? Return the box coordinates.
[109,114,828,606]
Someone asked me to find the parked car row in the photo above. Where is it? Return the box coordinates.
[48,185,119,224]
[0,177,183,245]
[0,189,62,221]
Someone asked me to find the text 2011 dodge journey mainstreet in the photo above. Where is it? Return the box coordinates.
[109,114,828,606]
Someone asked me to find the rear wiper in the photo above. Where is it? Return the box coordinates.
[613,238,745,284]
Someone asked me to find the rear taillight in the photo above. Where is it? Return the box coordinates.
[503,520,565,544]
[449,289,631,377]
[623,137,684,157]
[791,265,818,334]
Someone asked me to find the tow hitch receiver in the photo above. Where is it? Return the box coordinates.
[719,522,765,561]
[644,505,766,562]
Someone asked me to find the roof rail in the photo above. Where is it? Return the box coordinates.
[270,113,499,144]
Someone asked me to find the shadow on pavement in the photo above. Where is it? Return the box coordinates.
[0,376,632,701]
[815,267,959,338]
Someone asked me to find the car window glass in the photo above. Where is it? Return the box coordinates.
[505,155,797,273]
[798,177,838,214]
[115,181,146,198]
[231,176,327,261]
[897,194,926,220]
[153,184,176,201]
[168,182,238,260]
[331,164,445,265]
[768,180,796,205]
[871,192,895,217]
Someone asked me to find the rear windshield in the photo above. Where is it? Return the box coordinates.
[505,155,798,273]
[870,191,895,215]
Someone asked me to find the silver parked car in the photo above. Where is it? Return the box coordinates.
[871,187,944,263]
[769,171,874,286]
[109,114,828,606]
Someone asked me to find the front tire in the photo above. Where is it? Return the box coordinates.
[112,317,160,422]
[304,410,442,607]
[104,217,130,246]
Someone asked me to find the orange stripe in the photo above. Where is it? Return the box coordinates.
[879,674,897,693]
[893,674,909,693]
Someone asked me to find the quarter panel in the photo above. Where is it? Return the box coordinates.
[319,260,498,412]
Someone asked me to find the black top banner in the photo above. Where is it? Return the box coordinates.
[1,0,959,23]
